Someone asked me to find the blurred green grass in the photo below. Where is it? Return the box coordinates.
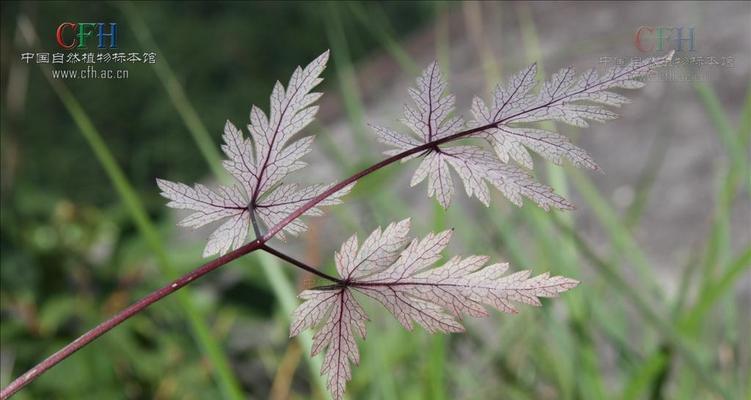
[2,2,749,400]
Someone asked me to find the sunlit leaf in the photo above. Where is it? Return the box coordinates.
[291,219,578,399]
[158,50,354,256]
[374,52,674,209]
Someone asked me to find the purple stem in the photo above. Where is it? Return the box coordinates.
[2,54,668,397]
[0,121,484,399]
[0,239,263,399]
[0,119,522,400]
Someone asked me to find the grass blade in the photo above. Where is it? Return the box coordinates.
[256,253,329,398]
[516,5,599,397]
[683,246,751,331]
[117,3,333,396]
[552,214,730,399]
[117,2,224,177]
[19,15,245,398]
[345,2,419,75]
[323,3,370,155]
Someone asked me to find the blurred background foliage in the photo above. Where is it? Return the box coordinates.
[1,1,749,400]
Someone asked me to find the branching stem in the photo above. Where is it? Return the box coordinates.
[1,56,657,397]
[0,120,494,399]
[261,244,344,284]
